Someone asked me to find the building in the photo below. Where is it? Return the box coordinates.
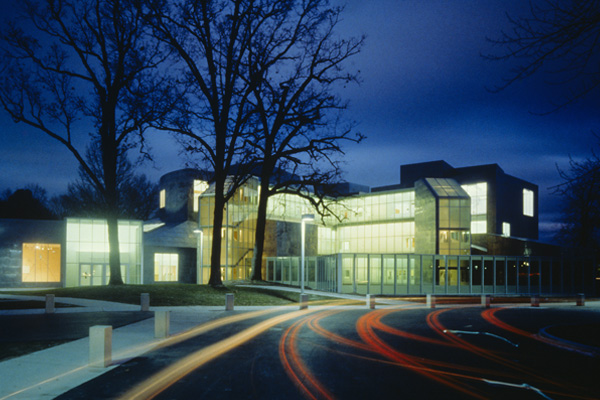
[0,160,595,295]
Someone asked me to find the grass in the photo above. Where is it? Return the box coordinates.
[0,282,338,307]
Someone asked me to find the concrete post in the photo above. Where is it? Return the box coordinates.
[481,294,491,308]
[576,293,585,306]
[426,294,435,308]
[299,294,309,310]
[225,293,234,311]
[154,311,170,338]
[45,294,55,314]
[89,325,112,368]
[366,294,375,309]
[141,293,150,311]
[531,295,540,307]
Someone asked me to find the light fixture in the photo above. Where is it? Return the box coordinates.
[301,214,315,294]
[194,228,204,285]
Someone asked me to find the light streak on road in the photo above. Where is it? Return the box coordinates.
[442,329,519,347]
[280,310,338,400]
[119,307,332,400]
[484,379,554,400]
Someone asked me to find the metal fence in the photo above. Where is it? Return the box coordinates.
[266,253,597,296]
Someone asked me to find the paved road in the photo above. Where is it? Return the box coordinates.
[55,304,600,400]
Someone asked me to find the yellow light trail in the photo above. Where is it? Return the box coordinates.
[119,307,320,400]
[0,308,283,400]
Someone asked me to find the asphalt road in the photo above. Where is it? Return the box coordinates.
[56,305,600,400]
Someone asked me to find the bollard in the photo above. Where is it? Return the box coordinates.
[155,311,170,338]
[576,293,585,306]
[45,294,55,314]
[299,294,309,310]
[426,294,435,309]
[366,294,375,309]
[531,295,540,307]
[141,293,150,311]
[226,293,234,311]
[481,294,491,308]
[89,325,112,368]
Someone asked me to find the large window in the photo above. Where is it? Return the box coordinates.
[523,189,534,217]
[502,222,511,237]
[22,243,61,282]
[193,180,209,212]
[462,182,487,234]
[154,253,179,281]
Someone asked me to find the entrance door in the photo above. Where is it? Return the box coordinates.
[80,264,108,286]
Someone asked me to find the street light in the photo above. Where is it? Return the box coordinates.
[300,214,314,294]
[194,228,203,285]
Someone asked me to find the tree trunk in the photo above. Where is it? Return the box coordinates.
[209,177,225,287]
[107,215,123,285]
[251,179,270,281]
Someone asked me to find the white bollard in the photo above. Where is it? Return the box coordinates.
[366,294,375,309]
[531,295,540,307]
[89,325,112,368]
[141,293,150,311]
[299,294,309,310]
[155,311,170,338]
[576,293,585,306]
[226,293,234,311]
[481,294,491,308]
[45,294,55,314]
[426,294,435,309]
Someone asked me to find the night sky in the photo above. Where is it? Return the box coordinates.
[1,1,598,243]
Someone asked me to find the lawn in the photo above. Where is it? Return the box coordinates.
[0,282,338,307]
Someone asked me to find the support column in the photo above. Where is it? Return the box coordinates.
[141,293,150,311]
[45,294,55,314]
[226,293,234,311]
[426,294,435,308]
[154,311,170,338]
[89,325,112,368]
[481,294,491,308]
[299,294,309,310]
[366,294,375,310]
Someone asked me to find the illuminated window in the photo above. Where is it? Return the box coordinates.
[462,182,487,215]
[22,243,61,282]
[154,253,179,282]
[523,189,534,217]
[193,180,209,212]
[471,220,487,234]
[502,222,511,237]
[159,189,166,209]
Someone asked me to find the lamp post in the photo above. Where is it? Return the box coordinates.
[301,214,314,294]
[194,228,203,284]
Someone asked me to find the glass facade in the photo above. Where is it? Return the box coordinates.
[267,253,595,296]
[198,178,259,282]
[65,218,142,287]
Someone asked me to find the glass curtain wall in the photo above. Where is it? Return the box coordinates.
[198,178,258,282]
[65,218,142,287]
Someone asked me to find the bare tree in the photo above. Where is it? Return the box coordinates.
[52,140,158,220]
[0,0,174,284]
[486,0,600,109]
[553,152,600,251]
[241,2,364,281]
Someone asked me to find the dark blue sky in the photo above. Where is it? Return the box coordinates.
[1,0,598,243]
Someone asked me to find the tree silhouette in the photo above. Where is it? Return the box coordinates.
[0,0,175,284]
[487,0,600,110]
